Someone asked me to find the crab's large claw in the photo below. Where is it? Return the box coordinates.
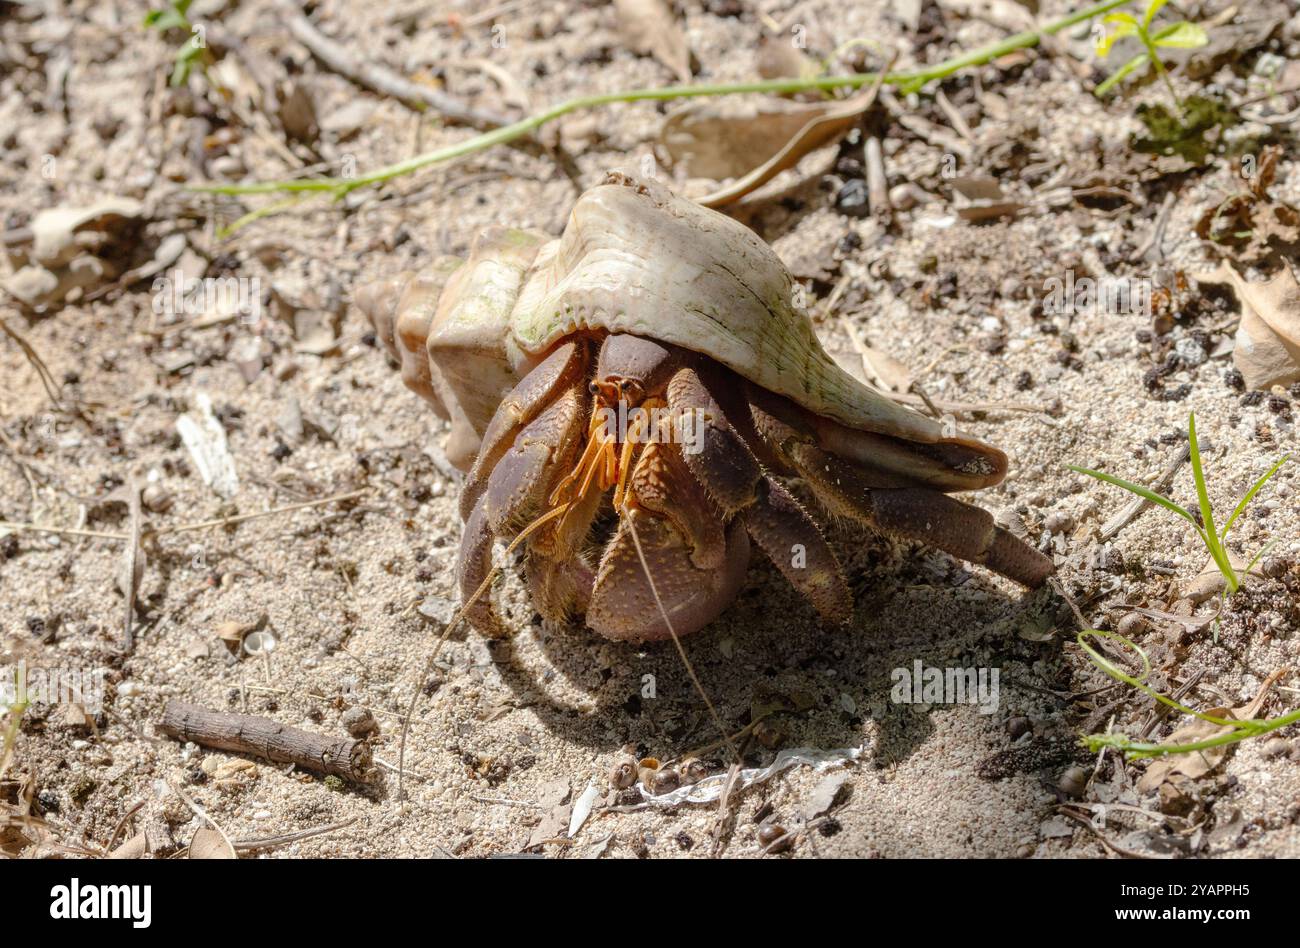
[588,510,750,643]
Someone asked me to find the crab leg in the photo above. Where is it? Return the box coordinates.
[774,435,1054,587]
[666,368,853,626]
[460,341,588,521]
[455,369,589,634]
[456,493,504,636]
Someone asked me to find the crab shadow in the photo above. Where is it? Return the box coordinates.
[488,531,1058,773]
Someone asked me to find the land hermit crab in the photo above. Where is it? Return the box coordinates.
[357,173,1053,643]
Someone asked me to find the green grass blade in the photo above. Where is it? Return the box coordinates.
[1242,538,1281,578]
[1094,50,1148,94]
[1187,414,1217,535]
[1187,414,1238,589]
[1142,0,1168,30]
[1221,454,1291,540]
[1068,464,1198,525]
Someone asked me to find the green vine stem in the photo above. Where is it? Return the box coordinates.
[193,0,1132,201]
[1077,629,1298,758]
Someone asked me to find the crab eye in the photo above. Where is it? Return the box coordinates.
[588,381,600,395]
[619,380,631,392]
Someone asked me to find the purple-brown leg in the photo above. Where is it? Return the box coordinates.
[667,368,853,626]
[454,355,590,635]
[459,341,589,521]
[746,387,1054,587]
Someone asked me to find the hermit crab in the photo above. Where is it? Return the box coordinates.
[357,173,1053,643]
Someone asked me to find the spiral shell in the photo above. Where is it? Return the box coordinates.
[358,173,1003,486]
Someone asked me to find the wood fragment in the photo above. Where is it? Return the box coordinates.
[280,4,511,131]
[864,136,891,223]
[158,701,373,783]
[1130,191,1176,264]
[1097,444,1190,542]
[232,818,356,852]
[120,475,144,655]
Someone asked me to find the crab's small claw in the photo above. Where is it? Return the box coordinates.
[461,342,589,520]
[668,367,851,626]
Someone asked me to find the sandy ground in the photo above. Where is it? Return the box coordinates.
[1,0,1298,858]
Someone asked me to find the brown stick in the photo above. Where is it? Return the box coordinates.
[279,3,511,131]
[158,701,373,783]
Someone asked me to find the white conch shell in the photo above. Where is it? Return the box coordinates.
[358,174,1005,487]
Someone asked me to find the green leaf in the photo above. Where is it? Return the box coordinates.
[145,9,188,31]
[1067,464,1199,526]
[1187,414,1239,591]
[1142,0,1169,30]
[1095,13,1138,57]
[1187,415,1219,540]
[1153,21,1208,49]
[1242,538,1281,578]
[1221,453,1291,540]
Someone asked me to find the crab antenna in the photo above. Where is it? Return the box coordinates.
[621,508,740,764]
[397,502,571,800]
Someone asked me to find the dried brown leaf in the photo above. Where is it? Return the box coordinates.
[614,0,691,83]
[1136,670,1285,793]
[1197,262,1300,390]
[189,826,236,859]
[683,84,883,209]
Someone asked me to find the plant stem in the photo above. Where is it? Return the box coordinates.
[193,0,1133,200]
[1135,25,1182,115]
[1089,707,1300,757]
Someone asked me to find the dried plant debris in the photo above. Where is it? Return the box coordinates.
[635,747,862,807]
[661,87,882,208]
[614,0,692,83]
[176,392,240,498]
[1196,147,1300,265]
[1136,671,1286,794]
[2,198,144,307]
[188,826,237,860]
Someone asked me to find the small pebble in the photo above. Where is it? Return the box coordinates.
[609,757,638,789]
[758,823,792,852]
[341,706,378,738]
[835,178,870,218]
[1043,511,1074,534]
[141,484,173,513]
[1263,738,1291,759]
[646,767,680,796]
[1117,613,1148,637]
[1057,765,1088,799]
